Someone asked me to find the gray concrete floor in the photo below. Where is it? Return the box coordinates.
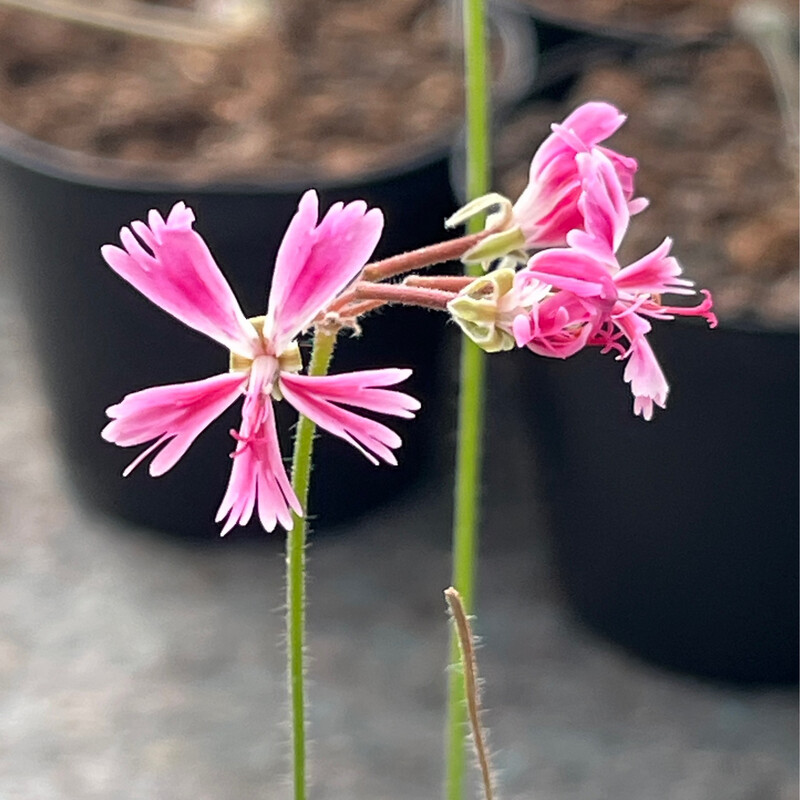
[0,277,797,800]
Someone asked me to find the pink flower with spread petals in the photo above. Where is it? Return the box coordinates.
[507,150,716,419]
[101,190,420,534]
[512,101,648,248]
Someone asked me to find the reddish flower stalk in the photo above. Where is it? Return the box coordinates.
[353,281,457,311]
[404,275,476,291]
[360,230,490,283]
[332,298,386,320]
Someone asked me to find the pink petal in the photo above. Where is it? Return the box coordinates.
[531,102,626,183]
[511,292,598,359]
[101,203,259,358]
[614,313,669,420]
[513,178,584,248]
[279,369,418,466]
[265,190,384,353]
[102,372,247,477]
[614,237,694,296]
[280,369,421,418]
[216,398,301,535]
[525,248,617,301]
[572,149,630,258]
[558,101,628,147]
[599,148,644,209]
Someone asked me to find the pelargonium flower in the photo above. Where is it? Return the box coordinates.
[512,100,648,249]
[446,101,649,267]
[101,190,420,534]
[449,149,716,419]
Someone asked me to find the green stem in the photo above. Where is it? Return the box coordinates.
[286,329,337,800]
[462,0,492,212]
[445,0,491,798]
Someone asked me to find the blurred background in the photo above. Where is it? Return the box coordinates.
[0,0,797,798]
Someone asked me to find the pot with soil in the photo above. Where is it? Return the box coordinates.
[493,31,799,684]
[495,0,798,101]
[0,0,535,540]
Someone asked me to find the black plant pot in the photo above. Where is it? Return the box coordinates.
[0,128,460,540]
[522,321,799,685]
[0,3,542,542]
[490,0,724,103]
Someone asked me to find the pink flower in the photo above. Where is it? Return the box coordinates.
[101,191,420,534]
[511,150,716,419]
[512,102,648,249]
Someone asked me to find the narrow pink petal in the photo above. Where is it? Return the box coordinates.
[559,101,627,147]
[511,314,533,348]
[614,313,669,420]
[265,190,384,352]
[216,399,301,535]
[614,238,694,296]
[102,372,247,477]
[574,150,629,258]
[279,369,421,418]
[101,202,259,358]
[279,370,418,466]
[525,248,617,301]
[529,102,625,183]
[513,178,585,248]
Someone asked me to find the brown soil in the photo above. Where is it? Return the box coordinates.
[496,41,799,329]
[0,0,465,181]
[522,0,798,39]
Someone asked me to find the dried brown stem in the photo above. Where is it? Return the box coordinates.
[444,587,495,800]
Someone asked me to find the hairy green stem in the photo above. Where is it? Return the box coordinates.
[445,0,491,798]
[287,329,337,800]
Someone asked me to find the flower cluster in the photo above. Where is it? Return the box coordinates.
[99,101,717,534]
[447,102,717,420]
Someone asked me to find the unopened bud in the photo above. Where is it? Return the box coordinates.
[447,269,518,353]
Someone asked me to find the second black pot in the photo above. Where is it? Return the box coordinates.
[521,321,799,685]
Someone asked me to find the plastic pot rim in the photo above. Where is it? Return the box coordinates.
[0,117,460,195]
[491,0,733,49]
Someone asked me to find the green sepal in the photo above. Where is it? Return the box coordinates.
[445,192,513,230]
[462,227,527,267]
